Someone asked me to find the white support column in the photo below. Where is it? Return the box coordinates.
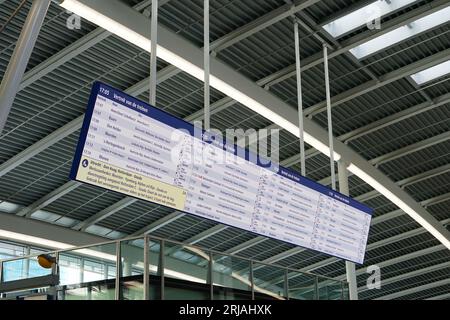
[338,160,358,300]
[294,19,305,176]
[204,0,210,130]
[149,0,158,105]
[323,44,336,190]
[0,0,51,134]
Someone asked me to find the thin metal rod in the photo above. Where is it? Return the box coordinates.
[315,276,319,300]
[204,0,210,130]
[208,251,213,300]
[338,160,359,300]
[143,235,149,300]
[323,44,336,190]
[284,269,289,299]
[149,0,158,106]
[115,241,121,300]
[250,260,255,300]
[160,239,165,300]
[294,21,306,176]
[0,0,51,134]
[0,0,28,34]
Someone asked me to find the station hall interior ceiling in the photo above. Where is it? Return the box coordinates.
[0,0,449,300]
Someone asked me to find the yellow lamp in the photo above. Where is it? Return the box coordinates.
[37,254,56,269]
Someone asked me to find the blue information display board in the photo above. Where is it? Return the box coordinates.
[71,82,372,264]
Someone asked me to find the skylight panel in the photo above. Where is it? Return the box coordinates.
[350,6,450,59]
[410,60,450,84]
[322,0,418,38]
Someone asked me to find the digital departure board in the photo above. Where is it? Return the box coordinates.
[71,82,373,264]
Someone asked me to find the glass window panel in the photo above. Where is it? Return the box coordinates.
[350,6,450,59]
[410,60,450,84]
[212,254,251,300]
[163,242,210,300]
[2,257,52,282]
[252,263,287,300]
[318,278,344,300]
[120,239,144,300]
[288,273,317,300]
[58,243,116,300]
[148,239,162,300]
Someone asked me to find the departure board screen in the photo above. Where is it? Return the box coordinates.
[71,82,373,264]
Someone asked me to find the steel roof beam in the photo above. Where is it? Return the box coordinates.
[375,278,450,300]
[208,0,321,53]
[317,130,450,187]
[304,49,450,117]
[370,131,450,166]
[339,93,450,143]
[6,0,447,182]
[358,261,450,294]
[0,65,175,179]
[183,225,228,245]
[261,0,449,88]
[275,93,450,168]
[426,292,450,300]
[18,0,153,92]
[225,236,268,255]
[131,211,185,236]
[72,197,138,231]
[15,180,82,217]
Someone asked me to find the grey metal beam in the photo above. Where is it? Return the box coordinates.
[184,225,228,245]
[276,92,450,168]
[305,48,450,117]
[7,0,446,184]
[0,65,175,179]
[209,0,321,53]
[16,180,82,218]
[262,247,306,265]
[225,236,268,255]
[0,0,51,134]
[340,93,450,143]
[358,260,450,294]
[261,0,449,88]
[342,245,446,280]
[18,0,160,92]
[398,163,450,188]
[0,115,82,178]
[375,278,450,300]
[73,197,138,231]
[131,211,185,236]
[370,131,450,166]
[317,130,450,187]
[422,191,450,208]
[426,292,450,300]
[0,212,106,248]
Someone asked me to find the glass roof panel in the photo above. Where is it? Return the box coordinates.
[322,0,418,38]
[350,6,450,59]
